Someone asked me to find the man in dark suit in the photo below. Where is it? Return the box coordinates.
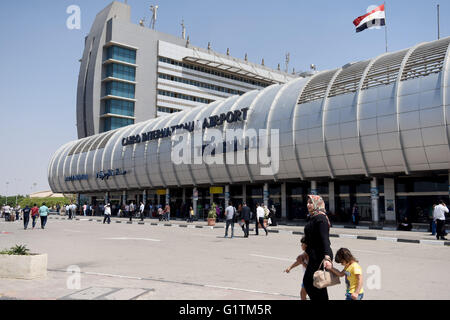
[240,203,251,238]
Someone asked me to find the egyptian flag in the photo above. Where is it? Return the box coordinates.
[353,4,386,33]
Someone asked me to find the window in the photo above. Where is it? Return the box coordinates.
[107,46,136,64]
[105,99,134,117]
[157,106,181,114]
[158,73,244,96]
[158,56,272,88]
[104,117,134,132]
[106,81,135,99]
[158,90,213,104]
[106,63,136,81]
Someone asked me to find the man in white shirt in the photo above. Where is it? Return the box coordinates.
[3,205,11,221]
[139,202,145,221]
[433,200,449,240]
[224,202,236,238]
[103,203,112,224]
[255,203,268,236]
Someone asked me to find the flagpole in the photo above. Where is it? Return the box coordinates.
[384,1,388,53]
[437,4,440,40]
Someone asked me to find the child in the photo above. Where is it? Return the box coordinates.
[284,237,309,300]
[327,248,364,300]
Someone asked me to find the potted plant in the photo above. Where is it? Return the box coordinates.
[207,203,217,226]
[0,245,47,280]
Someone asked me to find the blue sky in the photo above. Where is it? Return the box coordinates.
[0,0,448,196]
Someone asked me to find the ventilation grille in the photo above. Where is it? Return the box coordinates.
[362,49,408,90]
[328,60,371,97]
[67,131,117,157]
[97,130,117,150]
[401,37,450,82]
[67,138,89,156]
[298,70,338,104]
[89,133,109,152]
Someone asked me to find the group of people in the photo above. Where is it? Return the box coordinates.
[220,202,275,238]
[1,203,50,230]
[284,195,364,300]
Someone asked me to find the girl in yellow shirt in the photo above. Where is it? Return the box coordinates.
[327,248,364,300]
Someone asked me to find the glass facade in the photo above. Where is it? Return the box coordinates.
[158,90,213,104]
[106,81,135,99]
[158,73,244,95]
[157,106,181,114]
[159,57,271,88]
[103,117,134,131]
[107,46,136,64]
[106,63,136,81]
[105,99,134,117]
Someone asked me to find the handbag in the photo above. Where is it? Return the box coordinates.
[313,261,341,289]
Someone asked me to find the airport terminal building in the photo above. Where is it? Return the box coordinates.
[77,1,295,139]
[50,33,450,224]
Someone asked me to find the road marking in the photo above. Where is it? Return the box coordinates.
[351,249,391,255]
[102,237,161,242]
[63,230,84,233]
[204,284,282,296]
[250,254,292,262]
[49,269,299,299]
[64,287,116,300]
[103,288,148,300]
[83,271,143,280]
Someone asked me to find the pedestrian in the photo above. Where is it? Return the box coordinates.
[65,204,70,218]
[71,203,76,218]
[140,202,145,221]
[255,203,268,236]
[164,203,171,221]
[326,248,364,300]
[269,205,278,226]
[39,202,50,229]
[15,205,21,221]
[125,203,130,221]
[240,202,251,238]
[188,206,195,223]
[430,204,437,236]
[158,206,164,221]
[303,195,333,300]
[284,236,309,300]
[3,204,11,222]
[224,202,236,238]
[103,203,112,224]
[397,216,413,231]
[31,204,39,229]
[56,204,61,215]
[433,200,449,240]
[22,205,31,230]
[352,204,359,226]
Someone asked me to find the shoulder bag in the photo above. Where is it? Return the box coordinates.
[313,261,341,289]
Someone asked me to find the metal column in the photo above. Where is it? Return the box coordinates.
[371,178,379,223]
[328,181,335,214]
[225,185,230,206]
[311,181,318,195]
[281,182,287,219]
[263,183,269,207]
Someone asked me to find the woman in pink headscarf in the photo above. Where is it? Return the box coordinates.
[302,195,333,300]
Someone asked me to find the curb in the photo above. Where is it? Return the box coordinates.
[45,216,450,247]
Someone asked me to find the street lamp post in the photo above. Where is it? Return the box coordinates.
[5,182,9,205]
